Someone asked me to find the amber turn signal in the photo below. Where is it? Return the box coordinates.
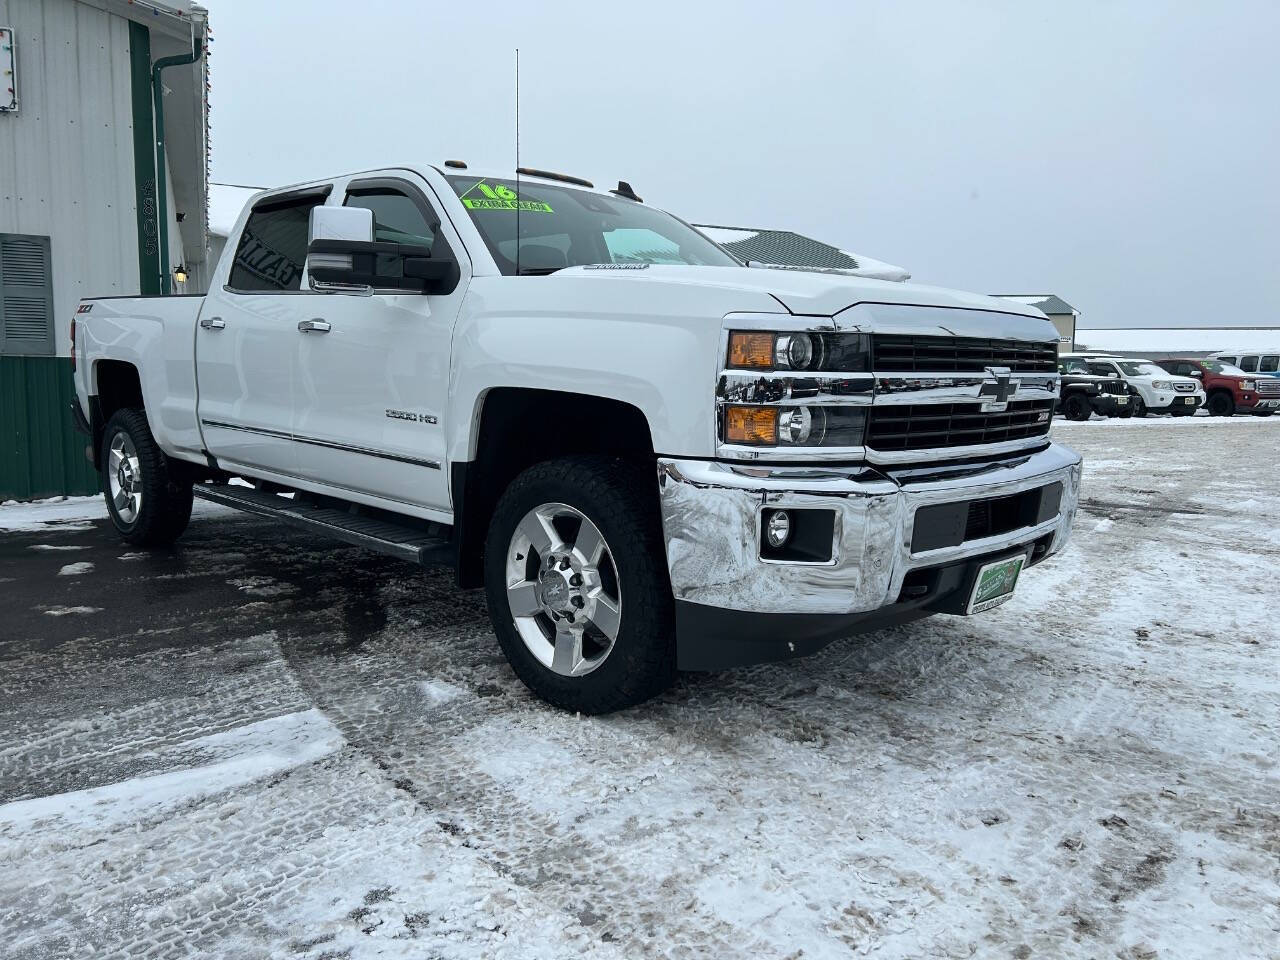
[724,405,778,445]
[727,331,775,368]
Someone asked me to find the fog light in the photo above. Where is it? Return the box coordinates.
[766,510,792,548]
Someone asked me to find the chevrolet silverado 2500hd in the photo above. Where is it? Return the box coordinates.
[71,164,1081,713]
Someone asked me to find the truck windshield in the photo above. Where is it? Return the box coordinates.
[445,175,739,275]
[1201,361,1246,375]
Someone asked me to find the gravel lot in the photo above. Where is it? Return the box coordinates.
[2,417,1278,960]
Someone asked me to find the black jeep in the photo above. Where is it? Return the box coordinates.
[1056,357,1133,420]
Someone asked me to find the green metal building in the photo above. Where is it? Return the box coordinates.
[0,0,210,501]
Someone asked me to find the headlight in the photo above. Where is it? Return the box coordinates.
[1151,380,1172,390]
[1240,379,1256,391]
[726,330,867,372]
[723,404,867,447]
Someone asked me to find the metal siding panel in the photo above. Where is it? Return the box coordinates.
[0,0,139,357]
[0,355,98,499]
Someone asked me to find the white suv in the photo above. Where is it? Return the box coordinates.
[1064,354,1204,417]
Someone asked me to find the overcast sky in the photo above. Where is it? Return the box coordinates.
[203,0,1279,329]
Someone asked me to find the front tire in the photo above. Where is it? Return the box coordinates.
[1132,396,1148,418]
[1063,395,1091,421]
[100,408,193,546]
[1207,392,1235,417]
[483,457,676,713]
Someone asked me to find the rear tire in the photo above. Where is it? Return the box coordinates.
[1063,395,1091,421]
[100,408,193,546]
[1208,392,1235,417]
[1132,396,1147,418]
[483,457,676,714]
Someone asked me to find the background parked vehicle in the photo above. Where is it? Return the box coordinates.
[1063,354,1204,417]
[1156,358,1280,417]
[1056,357,1132,419]
[1209,351,1280,379]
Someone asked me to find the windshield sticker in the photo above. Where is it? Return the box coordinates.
[458,180,553,213]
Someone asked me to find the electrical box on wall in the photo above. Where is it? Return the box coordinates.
[0,26,15,112]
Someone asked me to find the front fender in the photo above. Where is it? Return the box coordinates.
[446,276,784,463]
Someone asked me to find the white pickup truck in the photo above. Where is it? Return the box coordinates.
[71,163,1081,713]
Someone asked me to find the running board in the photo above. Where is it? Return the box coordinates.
[193,483,453,567]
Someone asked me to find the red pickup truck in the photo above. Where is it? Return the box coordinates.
[1156,358,1280,417]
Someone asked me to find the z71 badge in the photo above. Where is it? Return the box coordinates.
[385,409,437,424]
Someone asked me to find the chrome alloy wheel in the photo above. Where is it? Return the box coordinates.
[108,431,143,524]
[504,502,622,677]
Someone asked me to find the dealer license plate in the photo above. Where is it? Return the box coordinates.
[1181,396,1197,405]
[1115,396,1129,404]
[967,556,1026,615]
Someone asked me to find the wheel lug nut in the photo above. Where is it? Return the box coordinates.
[571,595,585,609]
[569,573,582,586]
[558,557,571,570]
[565,612,575,623]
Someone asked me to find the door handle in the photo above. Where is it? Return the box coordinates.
[200,316,225,330]
[298,319,332,334]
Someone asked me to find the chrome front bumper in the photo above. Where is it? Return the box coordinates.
[657,442,1081,616]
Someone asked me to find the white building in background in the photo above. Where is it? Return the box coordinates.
[0,0,209,500]
[0,0,211,357]
[1074,327,1280,360]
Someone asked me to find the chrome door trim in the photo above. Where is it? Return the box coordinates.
[200,419,441,470]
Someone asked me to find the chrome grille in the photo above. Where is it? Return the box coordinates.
[1256,378,1280,396]
[1174,382,1196,393]
[871,335,1057,373]
[868,399,1055,452]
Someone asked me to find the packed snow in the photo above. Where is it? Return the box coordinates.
[1,417,1277,958]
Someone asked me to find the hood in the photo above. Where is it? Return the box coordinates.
[556,264,1049,322]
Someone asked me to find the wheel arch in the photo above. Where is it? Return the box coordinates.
[89,359,144,469]
[452,387,657,588]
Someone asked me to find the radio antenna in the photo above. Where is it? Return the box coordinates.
[515,48,521,278]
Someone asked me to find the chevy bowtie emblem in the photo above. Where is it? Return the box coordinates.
[978,366,1019,411]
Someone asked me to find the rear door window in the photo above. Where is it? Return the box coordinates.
[229,193,329,292]
[1260,355,1278,373]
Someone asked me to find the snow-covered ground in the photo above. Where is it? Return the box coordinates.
[1,419,1278,959]
[0,494,233,533]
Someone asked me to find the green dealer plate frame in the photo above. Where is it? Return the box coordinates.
[966,555,1026,615]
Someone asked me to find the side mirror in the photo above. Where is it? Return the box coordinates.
[1107,372,1118,378]
[1190,369,1203,378]
[307,240,457,294]
[307,206,374,294]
